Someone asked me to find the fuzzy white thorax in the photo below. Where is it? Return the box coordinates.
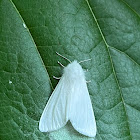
[63,60,85,81]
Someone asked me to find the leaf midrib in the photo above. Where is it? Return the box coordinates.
[85,0,132,139]
[9,0,54,90]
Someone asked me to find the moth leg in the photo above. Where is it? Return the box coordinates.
[58,61,65,68]
[86,80,91,83]
[84,69,89,72]
[53,76,61,80]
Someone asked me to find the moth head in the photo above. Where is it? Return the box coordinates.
[63,60,85,80]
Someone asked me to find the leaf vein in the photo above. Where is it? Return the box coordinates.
[85,0,132,139]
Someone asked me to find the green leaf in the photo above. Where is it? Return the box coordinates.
[0,0,51,139]
[1,0,140,140]
[123,0,140,16]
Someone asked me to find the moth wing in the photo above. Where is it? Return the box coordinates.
[39,76,69,132]
[70,80,96,137]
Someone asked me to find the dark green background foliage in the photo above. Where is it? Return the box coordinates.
[0,0,140,139]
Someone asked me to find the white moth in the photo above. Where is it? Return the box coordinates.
[39,54,96,137]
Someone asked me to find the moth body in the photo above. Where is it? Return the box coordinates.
[39,60,96,137]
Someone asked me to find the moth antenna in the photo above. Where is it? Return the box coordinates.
[86,80,91,83]
[58,61,65,67]
[79,58,92,64]
[53,76,61,80]
[56,52,71,63]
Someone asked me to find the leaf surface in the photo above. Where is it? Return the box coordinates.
[0,0,51,139]
[1,0,140,139]
[123,0,140,16]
